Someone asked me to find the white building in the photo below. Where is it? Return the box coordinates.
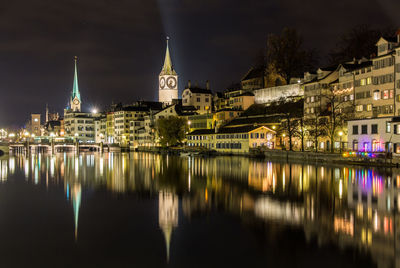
[347,117,400,153]
[254,83,303,105]
[159,38,178,105]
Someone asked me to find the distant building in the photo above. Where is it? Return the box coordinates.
[182,81,212,114]
[241,65,286,91]
[159,38,178,105]
[230,91,255,110]
[29,114,41,137]
[63,57,98,142]
[254,84,303,105]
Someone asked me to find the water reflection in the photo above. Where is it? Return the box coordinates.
[0,153,399,267]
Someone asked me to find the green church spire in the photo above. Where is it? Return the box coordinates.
[72,56,81,102]
[160,37,176,76]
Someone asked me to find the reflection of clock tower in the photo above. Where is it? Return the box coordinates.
[70,56,81,112]
[159,37,178,105]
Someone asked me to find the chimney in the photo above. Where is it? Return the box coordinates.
[206,80,210,90]
[188,80,191,88]
[396,29,400,43]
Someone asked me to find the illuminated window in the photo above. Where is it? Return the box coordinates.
[373,90,380,100]
[360,79,366,86]
[367,77,372,85]
[367,104,372,111]
[383,90,389,99]
[386,122,391,133]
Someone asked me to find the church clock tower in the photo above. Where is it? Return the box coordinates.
[159,37,178,104]
[70,56,81,112]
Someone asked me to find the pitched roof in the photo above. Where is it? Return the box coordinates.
[188,129,215,135]
[185,87,212,94]
[218,125,273,134]
[224,114,281,127]
[237,91,255,97]
[242,67,264,81]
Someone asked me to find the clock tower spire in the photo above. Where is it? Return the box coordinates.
[70,56,81,112]
[159,37,178,104]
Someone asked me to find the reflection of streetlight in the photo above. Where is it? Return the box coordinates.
[338,131,343,153]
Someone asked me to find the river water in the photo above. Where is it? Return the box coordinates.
[0,152,397,267]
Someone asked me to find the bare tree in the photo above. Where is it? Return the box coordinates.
[320,87,355,153]
[305,112,326,152]
[266,27,318,84]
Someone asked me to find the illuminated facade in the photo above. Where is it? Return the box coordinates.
[159,38,178,105]
[187,125,276,153]
[182,83,212,114]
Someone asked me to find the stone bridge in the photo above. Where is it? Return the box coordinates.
[8,141,106,154]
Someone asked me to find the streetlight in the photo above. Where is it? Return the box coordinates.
[92,109,98,114]
[338,131,343,154]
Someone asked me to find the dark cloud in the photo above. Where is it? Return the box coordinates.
[0,0,396,127]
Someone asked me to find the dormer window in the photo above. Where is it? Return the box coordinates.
[378,44,387,53]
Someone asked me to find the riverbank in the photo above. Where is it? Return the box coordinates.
[136,146,399,167]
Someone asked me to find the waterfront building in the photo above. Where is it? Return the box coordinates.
[137,102,195,147]
[346,116,400,153]
[129,118,145,150]
[63,57,98,142]
[94,116,106,143]
[187,125,276,153]
[159,38,178,105]
[182,81,212,114]
[113,106,149,146]
[106,112,115,143]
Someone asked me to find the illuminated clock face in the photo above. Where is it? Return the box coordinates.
[167,76,177,89]
[73,99,80,105]
[160,77,165,89]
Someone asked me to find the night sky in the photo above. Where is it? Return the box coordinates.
[0,0,399,127]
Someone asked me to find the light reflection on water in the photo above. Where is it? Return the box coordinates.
[0,152,398,267]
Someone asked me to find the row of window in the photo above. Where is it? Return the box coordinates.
[352,124,378,135]
[373,74,394,85]
[373,57,394,69]
[216,143,242,149]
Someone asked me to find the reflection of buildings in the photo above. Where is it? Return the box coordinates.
[70,183,82,241]
[5,152,400,267]
[158,191,178,263]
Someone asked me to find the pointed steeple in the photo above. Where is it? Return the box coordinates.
[72,56,81,102]
[160,37,176,76]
